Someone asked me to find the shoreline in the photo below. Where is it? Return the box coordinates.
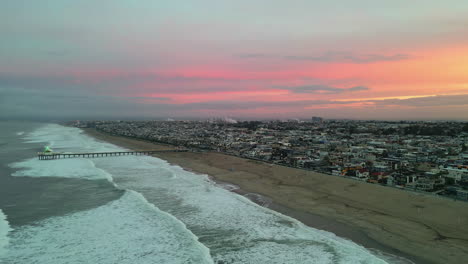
[220,180,412,263]
[84,128,468,264]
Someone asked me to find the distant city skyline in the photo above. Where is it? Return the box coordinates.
[1,1,468,120]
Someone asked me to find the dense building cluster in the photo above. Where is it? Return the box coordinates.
[72,119,468,200]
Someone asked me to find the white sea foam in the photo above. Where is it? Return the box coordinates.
[8,124,212,263]
[0,191,213,264]
[10,157,114,182]
[216,182,241,191]
[94,155,390,263]
[11,124,123,182]
[243,192,272,207]
[15,131,24,136]
[0,209,12,257]
[24,123,122,153]
[368,248,416,264]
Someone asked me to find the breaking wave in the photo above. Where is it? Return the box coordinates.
[0,191,213,264]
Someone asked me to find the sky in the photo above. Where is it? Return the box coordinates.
[1,1,468,120]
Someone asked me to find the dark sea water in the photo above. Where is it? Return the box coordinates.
[0,121,406,263]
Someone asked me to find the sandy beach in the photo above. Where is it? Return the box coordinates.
[85,128,468,264]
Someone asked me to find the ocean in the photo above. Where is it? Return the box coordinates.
[0,122,404,263]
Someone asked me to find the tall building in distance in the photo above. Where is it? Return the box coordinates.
[311,116,323,123]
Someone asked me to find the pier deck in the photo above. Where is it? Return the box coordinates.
[38,149,187,160]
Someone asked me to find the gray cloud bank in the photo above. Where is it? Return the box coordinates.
[1,82,467,120]
[237,52,411,63]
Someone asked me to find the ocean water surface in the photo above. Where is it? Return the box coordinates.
[0,122,399,263]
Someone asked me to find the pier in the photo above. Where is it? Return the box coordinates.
[38,149,187,160]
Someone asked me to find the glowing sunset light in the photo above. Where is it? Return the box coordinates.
[1,1,468,120]
[332,94,446,102]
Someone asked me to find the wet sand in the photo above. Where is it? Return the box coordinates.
[84,128,468,264]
